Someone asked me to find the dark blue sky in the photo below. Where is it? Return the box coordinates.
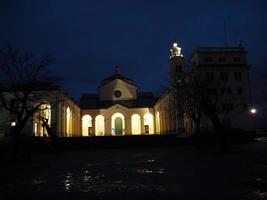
[1,0,267,117]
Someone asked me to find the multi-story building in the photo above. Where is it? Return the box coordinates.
[0,42,255,138]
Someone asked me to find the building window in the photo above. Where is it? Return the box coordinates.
[220,72,228,81]
[235,72,242,81]
[233,57,241,62]
[219,57,226,62]
[206,72,214,81]
[237,88,243,95]
[114,90,122,97]
[205,57,213,63]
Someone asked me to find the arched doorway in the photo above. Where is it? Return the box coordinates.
[66,107,72,137]
[111,113,125,135]
[131,114,141,135]
[95,115,105,136]
[144,113,154,134]
[156,111,160,134]
[115,117,123,135]
[82,115,92,136]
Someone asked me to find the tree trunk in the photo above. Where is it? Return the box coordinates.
[210,114,227,152]
[42,121,57,150]
[193,119,201,149]
[11,126,21,161]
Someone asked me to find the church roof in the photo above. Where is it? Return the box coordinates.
[98,66,136,88]
[80,92,157,109]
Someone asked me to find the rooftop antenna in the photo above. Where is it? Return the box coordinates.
[224,20,228,47]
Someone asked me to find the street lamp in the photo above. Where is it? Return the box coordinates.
[11,121,16,127]
[250,108,257,114]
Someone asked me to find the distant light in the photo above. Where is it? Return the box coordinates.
[250,108,257,114]
[11,121,16,127]
[173,42,178,47]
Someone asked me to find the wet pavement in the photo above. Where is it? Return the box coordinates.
[0,142,266,200]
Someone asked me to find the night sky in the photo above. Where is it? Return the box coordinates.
[1,0,267,126]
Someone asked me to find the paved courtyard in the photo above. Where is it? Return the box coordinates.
[0,139,266,200]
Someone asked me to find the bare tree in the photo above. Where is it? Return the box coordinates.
[0,44,59,160]
[176,71,239,152]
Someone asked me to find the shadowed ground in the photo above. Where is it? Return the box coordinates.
[0,136,266,200]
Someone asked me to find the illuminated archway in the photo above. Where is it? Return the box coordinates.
[95,115,105,136]
[144,113,154,134]
[33,103,51,137]
[82,115,92,136]
[111,113,125,135]
[66,106,72,136]
[131,114,141,135]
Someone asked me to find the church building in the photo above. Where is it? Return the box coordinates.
[0,41,255,138]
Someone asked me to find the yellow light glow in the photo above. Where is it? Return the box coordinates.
[82,115,92,136]
[11,121,16,127]
[66,107,72,136]
[144,113,154,134]
[131,114,141,135]
[111,112,125,135]
[95,115,105,136]
[173,42,178,47]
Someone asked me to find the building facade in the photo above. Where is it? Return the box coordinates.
[0,42,255,138]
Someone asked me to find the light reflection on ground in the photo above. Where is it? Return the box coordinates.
[0,143,266,199]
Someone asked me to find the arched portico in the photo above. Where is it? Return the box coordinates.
[111,112,125,135]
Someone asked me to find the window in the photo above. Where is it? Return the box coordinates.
[114,90,122,97]
[234,72,242,81]
[205,57,213,62]
[206,72,214,81]
[233,57,240,62]
[220,72,228,81]
[219,57,226,62]
[237,88,243,95]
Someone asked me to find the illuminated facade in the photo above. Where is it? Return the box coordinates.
[0,41,255,138]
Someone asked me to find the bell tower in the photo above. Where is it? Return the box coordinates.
[169,40,185,135]
[169,41,184,84]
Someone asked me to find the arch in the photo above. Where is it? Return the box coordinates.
[131,114,141,135]
[66,106,72,136]
[33,103,51,137]
[95,115,105,136]
[144,113,154,134]
[111,113,125,135]
[82,115,92,136]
